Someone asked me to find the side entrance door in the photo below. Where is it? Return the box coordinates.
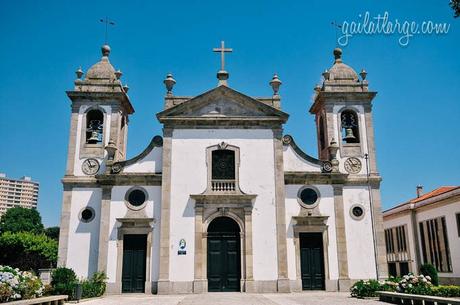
[122,234,147,293]
[300,232,325,290]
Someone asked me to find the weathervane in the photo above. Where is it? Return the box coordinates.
[100,17,115,44]
[213,41,233,86]
[331,21,342,47]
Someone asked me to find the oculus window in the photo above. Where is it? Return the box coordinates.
[125,187,148,210]
[297,187,320,208]
[80,207,95,223]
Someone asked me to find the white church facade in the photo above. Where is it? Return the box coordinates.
[58,43,388,294]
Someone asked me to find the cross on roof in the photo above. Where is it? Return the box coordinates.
[213,41,233,71]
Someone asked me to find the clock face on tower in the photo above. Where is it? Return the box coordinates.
[344,157,362,174]
[82,158,100,175]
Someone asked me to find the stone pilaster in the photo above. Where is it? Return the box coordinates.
[364,106,378,174]
[243,207,254,291]
[370,186,389,279]
[193,204,206,293]
[57,185,72,266]
[97,185,112,272]
[65,108,79,175]
[157,128,173,294]
[272,129,290,292]
[333,185,350,290]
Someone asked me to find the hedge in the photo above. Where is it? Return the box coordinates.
[0,232,57,272]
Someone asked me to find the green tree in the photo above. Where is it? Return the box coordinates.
[0,207,44,234]
[45,226,60,241]
[0,231,58,271]
[420,263,439,286]
[451,0,460,17]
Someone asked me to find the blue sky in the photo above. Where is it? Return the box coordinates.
[0,1,458,227]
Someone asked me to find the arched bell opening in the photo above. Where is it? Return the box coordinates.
[340,109,360,144]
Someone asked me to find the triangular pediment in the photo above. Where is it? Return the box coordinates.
[157,86,288,124]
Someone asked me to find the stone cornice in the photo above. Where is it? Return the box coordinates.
[292,215,329,227]
[66,90,134,114]
[284,171,381,186]
[309,91,376,114]
[191,193,256,209]
[163,120,284,129]
[97,173,162,186]
[62,173,162,187]
[284,172,348,185]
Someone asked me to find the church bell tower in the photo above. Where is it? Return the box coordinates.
[310,48,388,280]
[65,45,134,177]
[310,48,378,176]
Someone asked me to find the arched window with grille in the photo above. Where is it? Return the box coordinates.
[207,144,239,193]
[86,109,104,144]
[340,110,360,144]
[212,150,235,180]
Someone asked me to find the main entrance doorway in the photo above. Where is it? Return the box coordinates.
[207,217,241,292]
[300,233,325,290]
[122,234,147,293]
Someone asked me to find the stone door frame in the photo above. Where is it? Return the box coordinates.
[115,218,155,294]
[292,216,331,292]
[192,202,254,293]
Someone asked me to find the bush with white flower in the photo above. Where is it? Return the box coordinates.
[396,274,432,295]
[0,265,44,303]
[351,274,433,298]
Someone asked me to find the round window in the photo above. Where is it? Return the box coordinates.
[125,187,148,210]
[350,204,365,220]
[128,190,146,206]
[80,207,95,223]
[298,187,319,208]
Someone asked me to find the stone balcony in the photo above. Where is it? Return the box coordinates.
[211,179,236,192]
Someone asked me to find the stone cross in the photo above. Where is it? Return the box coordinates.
[213,41,233,71]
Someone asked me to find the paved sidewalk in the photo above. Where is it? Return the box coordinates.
[80,292,384,305]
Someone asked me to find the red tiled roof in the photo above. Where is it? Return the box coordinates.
[384,186,460,215]
[410,186,459,203]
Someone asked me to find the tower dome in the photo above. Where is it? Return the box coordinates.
[328,48,359,81]
[85,45,117,80]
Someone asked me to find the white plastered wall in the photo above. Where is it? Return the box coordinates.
[66,188,102,278]
[123,146,163,173]
[343,185,377,279]
[105,186,161,283]
[283,145,321,172]
[284,185,339,281]
[168,129,278,282]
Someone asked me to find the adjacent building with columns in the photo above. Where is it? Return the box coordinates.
[58,44,387,294]
[383,185,460,284]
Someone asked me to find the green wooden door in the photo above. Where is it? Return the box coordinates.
[207,217,241,292]
[122,234,147,293]
[300,233,325,290]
